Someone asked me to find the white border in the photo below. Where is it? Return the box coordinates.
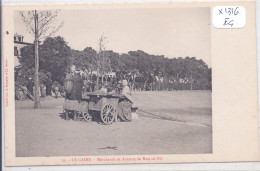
[2,0,260,170]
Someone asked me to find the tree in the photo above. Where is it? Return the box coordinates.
[40,36,71,83]
[20,10,63,108]
[121,53,137,72]
[103,50,120,72]
[83,47,98,72]
[19,36,71,84]
[96,33,108,88]
[69,47,98,77]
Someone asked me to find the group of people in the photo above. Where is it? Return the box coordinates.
[63,66,134,122]
[15,78,48,101]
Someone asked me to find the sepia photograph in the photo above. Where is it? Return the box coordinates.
[13,7,212,158]
[3,0,260,167]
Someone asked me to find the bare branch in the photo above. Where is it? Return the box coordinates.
[39,21,63,40]
[19,11,36,35]
[20,10,63,40]
[38,10,59,32]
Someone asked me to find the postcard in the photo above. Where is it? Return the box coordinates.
[2,0,259,166]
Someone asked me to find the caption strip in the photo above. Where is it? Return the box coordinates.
[61,156,163,164]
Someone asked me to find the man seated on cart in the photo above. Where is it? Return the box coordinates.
[117,79,134,122]
[63,65,84,121]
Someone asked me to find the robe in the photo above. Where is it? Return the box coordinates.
[118,85,133,121]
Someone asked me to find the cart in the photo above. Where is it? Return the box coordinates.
[80,91,125,125]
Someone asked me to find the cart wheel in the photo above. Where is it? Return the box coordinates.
[82,111,92,122]
[77,111,83,121]
[101,104,116,125]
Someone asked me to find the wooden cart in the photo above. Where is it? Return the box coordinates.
[80,91,124,125]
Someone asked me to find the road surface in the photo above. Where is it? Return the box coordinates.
[15,91,212,157]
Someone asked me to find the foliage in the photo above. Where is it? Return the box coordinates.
[19,36,71,84]
[70,47,98,72]
[18,36,211,90]
[15,66,52,86]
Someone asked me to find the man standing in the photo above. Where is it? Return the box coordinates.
[68,72,83,102]
[27,77,33,95]
[63,66,83,120]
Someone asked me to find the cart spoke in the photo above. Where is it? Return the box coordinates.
[104,114,108,120]
[82,112,92,122]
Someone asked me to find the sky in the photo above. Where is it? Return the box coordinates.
[14,8,211,66]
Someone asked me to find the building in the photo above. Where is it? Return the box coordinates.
[14,33,32,66]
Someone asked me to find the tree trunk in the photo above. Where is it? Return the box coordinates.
[34,10,40,109]
[96,56,100,90]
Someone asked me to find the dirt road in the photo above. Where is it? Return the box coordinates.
[15,91,212,157]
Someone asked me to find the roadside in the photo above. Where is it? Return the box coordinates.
[15,91,212,157]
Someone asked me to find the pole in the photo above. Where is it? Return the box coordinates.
[96,52,99,90]
[34,10,40,108]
